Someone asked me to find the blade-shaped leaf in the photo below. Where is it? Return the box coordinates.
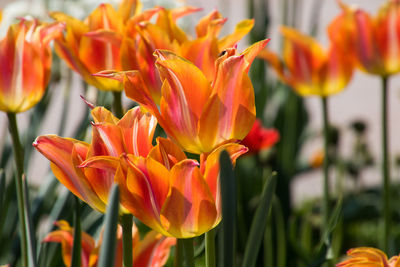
[98,184,120,267]
[241,172,276,267]
[218,150,236,267]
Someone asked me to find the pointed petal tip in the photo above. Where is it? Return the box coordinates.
[80,95,95,109]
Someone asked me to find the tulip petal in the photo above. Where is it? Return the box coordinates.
[79,156,121,206]
[118,107,157,157]
[43,220,95,267]
[155,49,212,124]
[33,135,106,212]
[195,10,224,38]
[202,143,248,215]
[219,19,254,49]
[118,155,170,235]
[91,106,119,124]
[205,54,256,143]
[133,232,176,267]
[160,160,217,238]
[148,137,187,169]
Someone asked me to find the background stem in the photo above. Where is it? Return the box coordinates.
[7,112,29,267]
[112,91,123,119]
[321,97,330,230]
[381,76,390,253]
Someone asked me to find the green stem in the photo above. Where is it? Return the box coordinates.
[112,91,124,119]
[205,229,216,267]
[7,112,29,267]
[321,97,330,230]
[71,197,81,267]
[382,76,390,252]
[174,238,184,267]
[181,238,195,267]
[121,214,133,267]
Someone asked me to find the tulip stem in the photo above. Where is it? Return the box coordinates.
[321,97,330,231]
[205,229,216,267]
[382,76,391,252]
[182,238,195,267]
[174,238,184,267]
[113,91,124,118]
[7,112,32,267]
[121,214,133,267]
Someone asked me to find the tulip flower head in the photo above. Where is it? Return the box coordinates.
[33,106,157,213]
[50,0,147,91]
[336,247,400,267]
[43,220,175,267]
[80,138,248,238]
[328,0,400,77]
[241,119,280,155]
[259,26,353,97]
[0,19,64,113]
[98,39,269,154]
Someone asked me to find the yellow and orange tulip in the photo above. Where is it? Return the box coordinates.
[43,220,175,267]
[0,19,64,113]
[336,247,400,267]
[33,106,157,213]
[80,137,248,238]
[259,26,353,97]
[50,0,150,91]
[99,40,268,154]
[328,0,400,77]
[121,8,254,103]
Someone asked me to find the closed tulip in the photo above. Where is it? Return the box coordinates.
[0,19,63,113]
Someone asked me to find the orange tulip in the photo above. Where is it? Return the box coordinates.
[50,0,152,91]
[80,138,247,238]
[337,247,400,267]
[259,26,353,97]
[98,39,269,154]
[328,0,400,77]
[0,19,64,113]
[241,119,279,155]
[120,8,254,104]
[43,220,175,267]
[33,106,157,213]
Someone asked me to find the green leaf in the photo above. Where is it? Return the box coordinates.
[218,150,236,267]
[241,172,277,267]
[98,184,120,267]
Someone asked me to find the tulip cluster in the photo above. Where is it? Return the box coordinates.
[8,0,400,265]
[25,0,271,260]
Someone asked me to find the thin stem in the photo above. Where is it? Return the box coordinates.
[382,76,390,252]
[321,97,330,230]
[174,238,184,267]
[121,214,133,267]
[7,112,28,267]
[71,197,81,267]
[112,91,124,119]
[205,229,216,267]
[182,238,195,267]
